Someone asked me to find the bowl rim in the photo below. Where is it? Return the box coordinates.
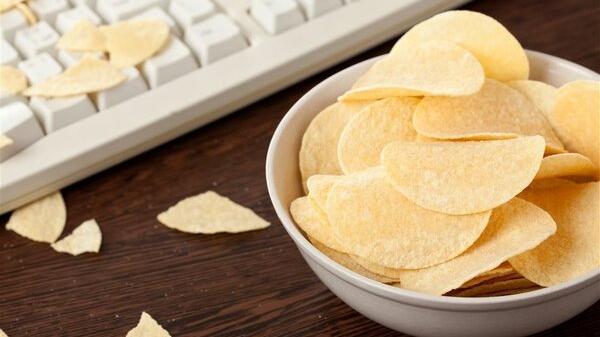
[266,49,600,311]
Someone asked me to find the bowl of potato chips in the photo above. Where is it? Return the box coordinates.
[266,10,599,337]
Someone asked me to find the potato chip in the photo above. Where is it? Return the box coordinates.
[0,0,24,12]
[290,197,348,253]
[157,191,270,234]
[23,56,126,97]
[310,237,399,283]
[412,79,564,153]
[535,153,597,180]
[51,219,102,256]
[510,182,600,287]
[6,192,66,243]
[415,134,438,143]
[337,97,420,173]
[306,174,339,214]
[299,101,371,191]
[459,262,516,289]
[339,41,484,101]
[391,10,528,81]
[551,80,600,170]
[391,198,556,295]
[102,20,169,68]
[381,136,545,215]
[449,277,539,297]
[326,167,491,269]
[0,134,13,149]
[527,178,576,190]
[126,312,171,337]
[57,20,106,52]
[508,80,557,119]
[0,328,7,337]
[352,256,405,280]
[0,65,28,94]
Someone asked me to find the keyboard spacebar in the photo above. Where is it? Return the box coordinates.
[0,0,470,213]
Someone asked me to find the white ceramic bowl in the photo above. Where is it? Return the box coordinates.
[266,51,600,337]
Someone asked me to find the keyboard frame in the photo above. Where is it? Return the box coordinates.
[0,0,470,214]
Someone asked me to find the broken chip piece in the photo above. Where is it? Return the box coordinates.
[0,66,28,94]
[126,312,171,337]
[57,19,106,52]
[6,192,66,243]
[51,219,102,256]
[101,20,169,68]
[157,191,270,234]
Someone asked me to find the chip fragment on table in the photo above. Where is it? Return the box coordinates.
[51,219,102,256]
[126,312,171,337]
[5,192,66,243]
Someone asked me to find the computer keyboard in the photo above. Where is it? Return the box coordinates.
[0,0,469,214]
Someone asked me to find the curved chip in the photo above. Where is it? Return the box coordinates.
[508,80,557,119]
[57,19,106,52]
[157,191,270,234]
[126,312,171,337]
[391,10,528,81]
[459,262,516,289]
[326,167,491,269]
[449,277,539,297]
[339,41,484,101]
[392,198,556,295]
[23,56,126,97]
[381,136,545,215]
[337,97,419,173]
[551,80,600,170]
[306,174,340,214]
[290,196,348,253]
[535,153,597,180]
[6,192,66,243]
[310,237,399,283]
[299,101,371,191]
[51,219,102,256]
[527,178,576,190]
[102,20,169,68]
[0,65,28,94]
[412,79,564,153]
[510,182,600,287]
[0,0,25,12]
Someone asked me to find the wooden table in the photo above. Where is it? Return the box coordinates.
[1,0,598,336]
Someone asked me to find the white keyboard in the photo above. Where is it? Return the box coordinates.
[0,0,469,214]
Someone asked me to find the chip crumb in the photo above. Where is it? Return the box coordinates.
[157,191,270,234]
[51,219,102,256]
[6,192,66,243]
[126,312,171,337]
[0,65,28,94]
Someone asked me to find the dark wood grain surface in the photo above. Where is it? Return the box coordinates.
[1,0,599,336]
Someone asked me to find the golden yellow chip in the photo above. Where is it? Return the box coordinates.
[306,174,339,214]
[340,41,483,101]
[157,191,270,234]
[126,312,171,337]
[535,153,597,180]
[0,65,28,94]
[459,262,516,289]
[450,277,539,297]
[310,237,399,283]
[51,219,102,256]
[23,56,126,97]
[551,80,600,170]
[299,101,371,191]
[326,167,491,269]
[6,192,66,243]
[0,134,14,149]
[527,178,576,190]
[391,10,528,81]
[337,97,420,173]
[381,136,545,215]
[510,182,600,287]
[392,198,556,295]
[290,197,348,253]
[102,20,169,68]
[57,19,106,52]
[508,80,557,120]
[412,79,564,153]
[352,255,405,280]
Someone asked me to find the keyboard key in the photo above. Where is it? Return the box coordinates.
[0,39,22,66]
[57,49,105,67]
[55,4,103,34]
[132,7,181,38]
[14,21,60,58]
[169,0,216,28]
[185,14,248,65]
[29,0,71,25]
[0,102,45,161]
[250,0,305,35]
[1,9,28,43]
[0,92,27,107]
[30,95,96,133]
[297,0,342,19]
[96,0,168,23]
[93,67,147,110]
[142,36,198,88]
[18,53,63,84]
